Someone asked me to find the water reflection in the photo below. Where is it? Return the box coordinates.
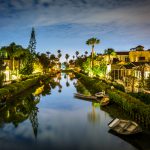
[108,130,150,150]
[0,73,148,150]
[75,80,91,96]
[0,93,39,137]
[88,102,100,124]
[0,75,62,139]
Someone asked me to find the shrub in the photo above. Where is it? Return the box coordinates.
[129,92,150,105]
[0,75,48,100]
[0,73,4,88]
[110,82,125,92]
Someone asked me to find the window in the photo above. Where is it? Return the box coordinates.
[139,57,145,61]
[125,57,130,62]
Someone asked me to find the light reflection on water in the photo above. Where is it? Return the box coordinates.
[0,73,140,150]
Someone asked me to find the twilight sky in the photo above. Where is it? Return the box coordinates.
[0,0,150,57]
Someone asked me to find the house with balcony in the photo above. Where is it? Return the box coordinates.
[106,45,150,92]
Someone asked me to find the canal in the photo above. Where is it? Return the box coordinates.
[0,73,149,150]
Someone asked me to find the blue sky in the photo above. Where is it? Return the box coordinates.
[0,0,150,59]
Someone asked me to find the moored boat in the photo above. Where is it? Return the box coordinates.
[108,118,142,135]
[100,95,110,106]
[74,93,97,100]
[95,90,105,98]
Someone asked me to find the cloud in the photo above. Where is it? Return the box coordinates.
[0,0,150,51]
[0,0,150,28]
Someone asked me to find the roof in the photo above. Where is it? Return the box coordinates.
[122,63,135,69]
[116,51,129,55]
[131,62,150,66]
[136,45,144,48]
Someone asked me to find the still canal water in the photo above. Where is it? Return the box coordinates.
[0,73,149,150]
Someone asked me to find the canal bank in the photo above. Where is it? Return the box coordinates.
[74,71,150,129]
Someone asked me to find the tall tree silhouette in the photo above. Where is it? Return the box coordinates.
[28,27,36,54]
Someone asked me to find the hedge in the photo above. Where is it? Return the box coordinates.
[0,74,49,100]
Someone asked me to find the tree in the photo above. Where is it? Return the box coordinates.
[49,54,57,68]
[28,27,36,54]
[19,49,34,75]
[136,64,148,88]
[1,42,26,71]
[86,38,100,68]
[75,51,79,58]
[46,51,51,58]
[146,75,150,90]
[57,50,62,60]
[72,55,75,60]
[37,53,50,74]
[104,48,116,63]
[65,54,70,63]
[20,28,36,75]
[57,50,61,54]
[50,54,56,60]
[85,51,88,57]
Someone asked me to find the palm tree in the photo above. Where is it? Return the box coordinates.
[72,55,75,60]
[86,38,100,68]
[57,50,61,54]
[85,51,88,57]
[75,51,79,58]
[50,54,56,61]
[46,51,51,58]
[65,54,70,63]
[104,48,116,63]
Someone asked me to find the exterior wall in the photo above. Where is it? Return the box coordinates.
[129,51,150,62]
[116,55,129,62]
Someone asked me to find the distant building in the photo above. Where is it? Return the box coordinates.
[129,46,150,62]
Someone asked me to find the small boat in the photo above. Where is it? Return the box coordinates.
[108,118,142,135]
[74,93,97,100]
[95,90,105,98]
[100,95,110,106]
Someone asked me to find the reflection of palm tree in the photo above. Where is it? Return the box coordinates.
[66,74,70,87]
[88,102,100,124]
[66,81,70,87]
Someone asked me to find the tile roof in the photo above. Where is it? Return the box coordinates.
[116,51,129,55]
[131,62,150,66]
